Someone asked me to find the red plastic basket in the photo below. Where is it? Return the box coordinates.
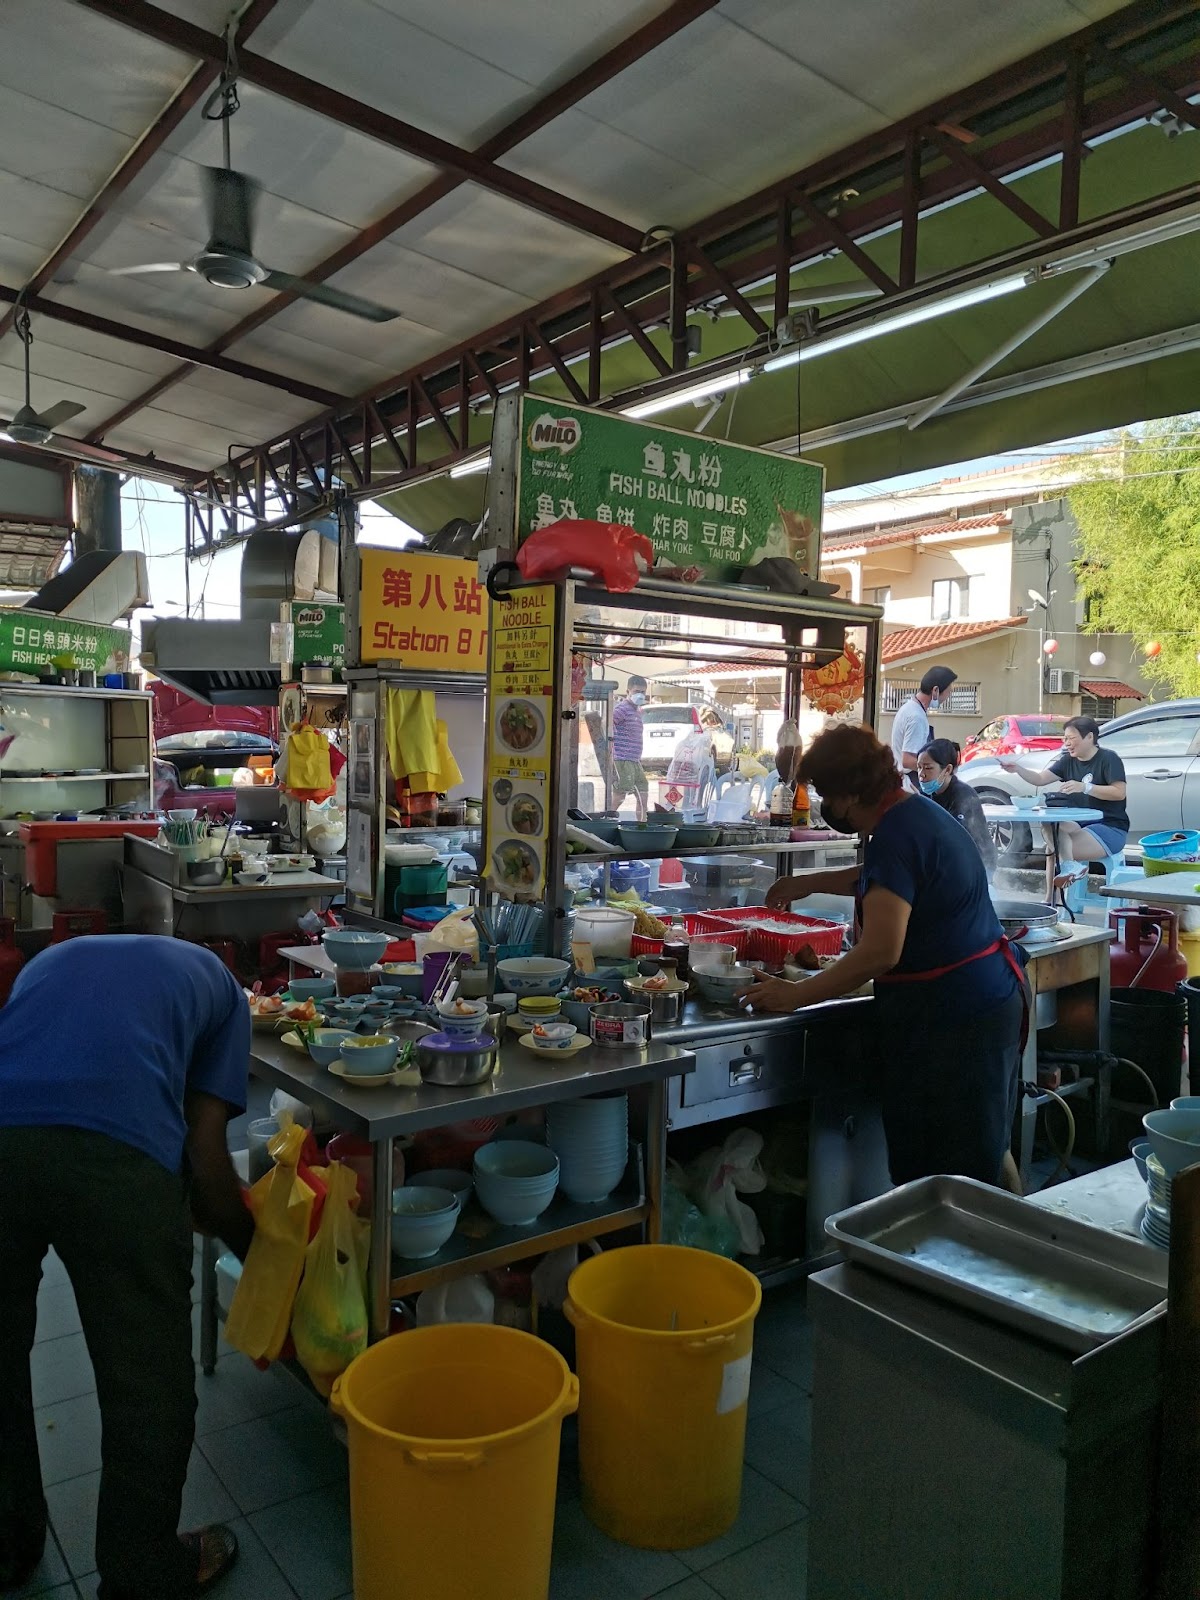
[630,913,750,959]
[702,907,846,965]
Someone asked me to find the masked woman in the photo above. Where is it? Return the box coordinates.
[738,722,1028,1187]
[915,738,996,874]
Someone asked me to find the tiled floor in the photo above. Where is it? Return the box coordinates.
[20,1252,814,1600]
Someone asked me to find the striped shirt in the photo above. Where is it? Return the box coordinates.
[612,698,644,760]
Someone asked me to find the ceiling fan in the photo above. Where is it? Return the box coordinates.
[1,308,125,465]
[108,164,401,324]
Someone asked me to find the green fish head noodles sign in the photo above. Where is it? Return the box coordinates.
[511,395,824,580]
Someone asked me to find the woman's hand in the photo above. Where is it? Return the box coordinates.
[765,875,811,910]
[734,970,806,1013]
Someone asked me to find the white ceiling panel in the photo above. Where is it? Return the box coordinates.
[104,407,263,469]
[0,0,195,136]
[366,1,669,109]
[0,331,177,419]
[570,13,888,195]
[718,0,1100,122]
[133,367,318,436]
[501,113,741,230]
[223,322,400,394]
[0,174,100,264]
[0,85,134,204]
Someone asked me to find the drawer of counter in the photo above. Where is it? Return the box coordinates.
[681,1031,806,1106]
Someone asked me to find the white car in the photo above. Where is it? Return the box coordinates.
[639,704,734,775]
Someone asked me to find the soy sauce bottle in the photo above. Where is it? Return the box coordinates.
[662,919,691,980]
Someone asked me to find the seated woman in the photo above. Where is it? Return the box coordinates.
[738,722,1028,1188]
[915,738,997,874]
[998,715,1128,900]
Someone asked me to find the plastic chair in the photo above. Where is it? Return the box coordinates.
[710,771,766,819]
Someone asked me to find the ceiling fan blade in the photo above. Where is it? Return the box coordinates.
[106,262,190,277]
[203,166,259,255]
[260,269,400,323]
[36,400,86,431]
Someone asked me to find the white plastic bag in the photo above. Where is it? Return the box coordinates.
[687,1129,767,1256]
[426,907,479,960]
[531,1242,600,1310]
[416,1274,495,1326]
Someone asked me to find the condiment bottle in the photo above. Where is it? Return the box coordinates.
[791,783,811,828]
[662,919,691,979]
[770,781,794,823]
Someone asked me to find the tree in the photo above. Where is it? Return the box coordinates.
[1071,420,1200,698]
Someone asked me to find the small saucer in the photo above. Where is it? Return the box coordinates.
[328,1058,406,1087]
[518,1033,591,1058]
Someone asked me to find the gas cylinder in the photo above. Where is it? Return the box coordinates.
[0,917,25,1005]
[1108,905,1189,992]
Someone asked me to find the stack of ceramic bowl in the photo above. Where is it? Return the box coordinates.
[1142,1151,1172,1250]
[473,1141,559,1225]
[545,1093,629,1203]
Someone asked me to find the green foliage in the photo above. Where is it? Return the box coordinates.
[1071,421,1200,698]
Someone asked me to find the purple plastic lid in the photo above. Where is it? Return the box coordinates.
[421,1031,496,1052]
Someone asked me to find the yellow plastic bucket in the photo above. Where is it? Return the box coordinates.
[565,1244,761,1549]
[331,1325,578,1600]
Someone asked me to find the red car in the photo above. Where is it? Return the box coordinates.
[961,715,1065,764]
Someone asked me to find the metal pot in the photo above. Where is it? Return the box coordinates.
[991,898,1059,938]
[681,854,758,890]
[590,1001,652,1047]
[186,858,227,886]
[624,980,685,1025]
[415,1034,499,1086]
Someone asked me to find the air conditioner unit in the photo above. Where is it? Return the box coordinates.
[1046,668,1080,695]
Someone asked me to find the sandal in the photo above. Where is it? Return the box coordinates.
[180,1525,240,1595]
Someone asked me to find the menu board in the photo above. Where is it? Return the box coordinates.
[359,550,488,670]
[484,585,556,900]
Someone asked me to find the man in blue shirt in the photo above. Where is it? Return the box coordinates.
[0,936,254,1599]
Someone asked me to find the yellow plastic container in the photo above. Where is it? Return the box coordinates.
[1180,932,1200,977]
[565,1244,761,1549]
[331,1324,578,1600]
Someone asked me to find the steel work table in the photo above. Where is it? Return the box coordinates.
[200,1029,695,1367]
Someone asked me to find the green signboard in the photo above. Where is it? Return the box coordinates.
[0,608,131,674]
[514,396,824,578]
[288,601,345,665]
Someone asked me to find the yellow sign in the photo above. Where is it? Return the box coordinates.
[359,550,488,669]
[485,585,557,900]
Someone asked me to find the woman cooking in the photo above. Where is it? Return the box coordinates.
[737,723,1028,1187]
[915,738,996,874]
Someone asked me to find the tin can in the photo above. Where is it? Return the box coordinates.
[590,1001,652,1047]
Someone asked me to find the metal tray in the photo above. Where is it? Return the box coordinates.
[825,1175,1167,1352]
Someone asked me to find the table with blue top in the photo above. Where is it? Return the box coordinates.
[982,803,1104,887]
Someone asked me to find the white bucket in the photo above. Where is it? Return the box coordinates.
[573,907,636,958]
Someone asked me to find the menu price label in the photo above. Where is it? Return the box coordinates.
[484,586,556,901]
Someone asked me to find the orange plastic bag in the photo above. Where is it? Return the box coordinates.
[224,1121,315,1362]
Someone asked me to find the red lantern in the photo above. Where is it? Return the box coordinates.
[1042,638,1059,655]
[1145,639,1163,658]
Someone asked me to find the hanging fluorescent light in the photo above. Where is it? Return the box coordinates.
[620,367,751,420]
[762,273,1027,372]
[448,452,491,478]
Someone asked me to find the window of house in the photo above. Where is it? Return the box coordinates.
[884,679,980,716]
[882,680,918,712]
[1080,692,1116,721]
[867,586,891,607]
[931,576,972,621]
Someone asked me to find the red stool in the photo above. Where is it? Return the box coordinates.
[50,909,107,942]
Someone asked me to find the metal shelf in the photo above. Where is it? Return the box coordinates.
[570,838,846,864]
[0,770,150,782]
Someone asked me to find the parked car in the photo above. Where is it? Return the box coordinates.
[639,702,735,775]
[961,714,1066,764]
[958,698,1200,862]
[155,730,278,819]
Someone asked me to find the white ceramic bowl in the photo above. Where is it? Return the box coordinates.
[691,942,737,973]
[496,957,571,996]
[528,1021,578,1051]
[1143,1108,1200,1175]
[435,1000,490,1040]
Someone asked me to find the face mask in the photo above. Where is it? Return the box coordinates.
[821,803,855,835]
[629,692,646,705]
[918,776,942,796]
[928,694,941,713]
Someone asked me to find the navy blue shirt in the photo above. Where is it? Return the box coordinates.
[862,795,1018,1019]
[0,936,249,1172]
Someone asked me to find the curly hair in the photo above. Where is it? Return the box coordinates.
[797,723,902,804]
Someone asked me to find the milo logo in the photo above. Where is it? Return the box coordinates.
[527,413,581,455]
[296,607,326,627]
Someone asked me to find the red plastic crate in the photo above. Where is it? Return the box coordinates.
[702,907,845,965]
[630,913,751,959]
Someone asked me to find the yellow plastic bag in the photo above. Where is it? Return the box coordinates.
[291,1163,368,1396]
[225,1122,315,1362]
[284,725,333,793]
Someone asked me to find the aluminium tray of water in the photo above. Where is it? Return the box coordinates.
[825,1174,1167,1353]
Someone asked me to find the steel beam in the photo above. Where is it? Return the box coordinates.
[0,0,282,346]
[69,0,643,252]
[0,282,344,409]
[82,0,718,444]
